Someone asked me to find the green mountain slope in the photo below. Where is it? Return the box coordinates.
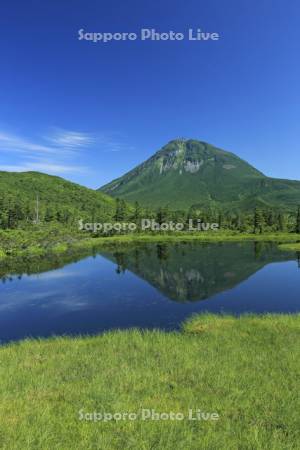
[0,171,117,226]
[100,139,300,211]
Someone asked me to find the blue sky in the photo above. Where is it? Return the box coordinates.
[0,0,299,188]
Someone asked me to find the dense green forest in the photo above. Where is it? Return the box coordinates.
[0,171,121,229]
[0,170,300,235]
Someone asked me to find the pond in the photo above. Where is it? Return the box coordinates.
[0,241,299,343]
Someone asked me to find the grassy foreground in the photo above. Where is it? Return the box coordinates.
[0,314,299,449]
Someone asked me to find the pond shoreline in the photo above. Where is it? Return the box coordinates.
[1,228,300,261]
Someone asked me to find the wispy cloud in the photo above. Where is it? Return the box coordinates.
[95,133,135,153]
[0,132,56,155]
[0,128,94,156]
[45,128,96,150]
[0,162,86,174]
[0,127,135,181]
[0,128,94,176]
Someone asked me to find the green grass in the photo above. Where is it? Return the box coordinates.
[0,226,85,258]
[279,242,300,251]
[82,231,300,245]
[1,228,299,261]
[0,314,299,449]
[67,232,300,259]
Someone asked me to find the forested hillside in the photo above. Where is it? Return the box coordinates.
[0,170,299,235]
[0,171,118,229]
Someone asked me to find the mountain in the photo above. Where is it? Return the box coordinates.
[0,171,117,226]
[100,139,300,211]
[100,242,295,302]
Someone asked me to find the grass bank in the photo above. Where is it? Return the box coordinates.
[279,242,300,251]
[75,231,300,247]
[1,227,300,260]
[0,314,299,449]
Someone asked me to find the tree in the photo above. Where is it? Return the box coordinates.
[7,201,19,229]
[45,207,55,222]
[254,208,264,234]
[218,213,223,230]
[114,198,127,221]
[266,210,276,228]
[277,212,285,232]
[156,206,170,225]
[133,201,142,223]
[296,206,300,234]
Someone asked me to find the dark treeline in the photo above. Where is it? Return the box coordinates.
[0,194,119,230]
[98,200,300,234]
[0,195,84,228]
[151,204,300,234]
[1,195,300,234]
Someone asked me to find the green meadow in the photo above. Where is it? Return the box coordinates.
[0,314,299,449]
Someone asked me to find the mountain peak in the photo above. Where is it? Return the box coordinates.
[99,139,300,211]
[155,139,244,164]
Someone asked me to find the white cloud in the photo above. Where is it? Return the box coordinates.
[95,132,135,153]
[0,162,87,174]
[0,128,95,156]
[0,127,135,179]
[0,132,56,154]
[0,128,94,176]
[45,128,96,149]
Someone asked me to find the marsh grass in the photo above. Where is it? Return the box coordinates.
[0,227,299,261]
[0,314,299,449]
[279,242,300,251]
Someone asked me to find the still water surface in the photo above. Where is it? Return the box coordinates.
[0,242,299,343]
